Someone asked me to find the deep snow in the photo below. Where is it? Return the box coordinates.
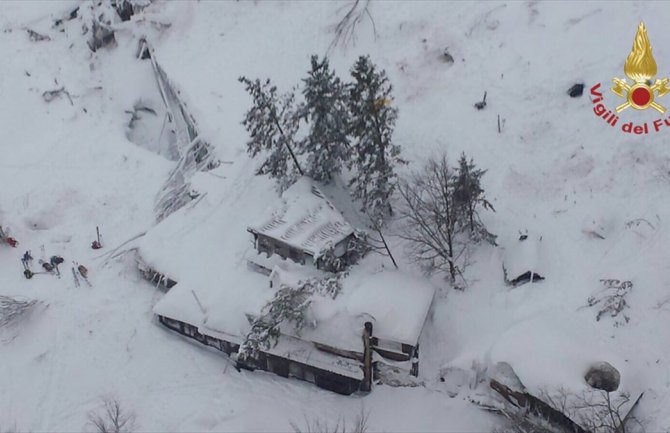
[2,1,670,431]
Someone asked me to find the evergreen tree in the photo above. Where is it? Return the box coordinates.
[347,56,405,225]
[298,55,350,183]
[239,273,347,361]
[453,152,495,238]
[239,77,303,192]
[239,283,313,361]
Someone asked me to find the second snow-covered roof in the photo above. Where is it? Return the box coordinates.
[247,177,355,257]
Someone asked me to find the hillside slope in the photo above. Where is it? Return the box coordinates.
[1,1,670,431]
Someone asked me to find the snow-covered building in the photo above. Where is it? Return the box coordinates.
[141,176,435,394]
[152,268,435,394]
[246,178,361,272]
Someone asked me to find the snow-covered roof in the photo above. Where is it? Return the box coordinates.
[275,267,436,351]
[153,280,205,327]
[247,177,355,258]
[502,232,548,279]
[265,333,364,380]
[145,173,434,368]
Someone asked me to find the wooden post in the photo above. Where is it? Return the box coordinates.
[410,344,419,377]
[361,321,373,392]
[497,114,501,133]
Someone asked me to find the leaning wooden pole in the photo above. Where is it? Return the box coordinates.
[270,115,304,176]
[376,227,398,269]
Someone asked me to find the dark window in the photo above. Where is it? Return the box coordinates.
[161,316,183,332]
[267,356,289,377]
[289,248,304,264]
[258,236,272,255]
[276,244,289,260]
[289,362,304,379]
[206,335,221,349]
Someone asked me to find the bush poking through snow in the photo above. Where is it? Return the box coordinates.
[291,407,370,433]
[540,388,640,433]
[587,280,633,327]
[327,0,377,53]
[492,386,641,433]
[87,396,137,433]
[0,296,42,328]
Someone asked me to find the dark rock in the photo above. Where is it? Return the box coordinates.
[585,362,620,392]
[115,0,134,22]
[442,48,454,64]
[567,83,584,98]
[26,29,50,42]
[88,21,116,52]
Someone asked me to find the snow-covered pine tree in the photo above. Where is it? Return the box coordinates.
[347,56,404,224]
[239,272,349,361]
[239,283,313,361]
[239,77,303,192]
[453,152,495,242]
[298,55,351,183]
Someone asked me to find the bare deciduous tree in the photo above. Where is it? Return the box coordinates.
[397,154,463,283]
[87,396,136,433]
[328,0,377,53]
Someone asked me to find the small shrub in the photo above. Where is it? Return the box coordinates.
[587,280,633,327]
[87,396,136,433]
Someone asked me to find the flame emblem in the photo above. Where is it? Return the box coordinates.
[612,22,669,113]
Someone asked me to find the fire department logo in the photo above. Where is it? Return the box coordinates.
[611,22,669,113]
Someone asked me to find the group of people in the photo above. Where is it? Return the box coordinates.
[3,224,96,285]
[20,250,69,279]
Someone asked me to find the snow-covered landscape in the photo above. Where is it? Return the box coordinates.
[2,1,670,431]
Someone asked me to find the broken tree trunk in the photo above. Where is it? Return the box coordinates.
[490,379,589,433]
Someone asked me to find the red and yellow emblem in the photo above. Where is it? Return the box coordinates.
[612,22,669,113]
